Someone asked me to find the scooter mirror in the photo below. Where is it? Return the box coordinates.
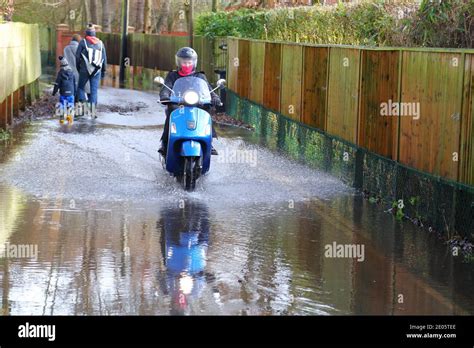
[216,79,226,89]
[154,76,165,85]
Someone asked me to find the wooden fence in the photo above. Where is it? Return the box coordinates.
[226,38,474,186]
[97,32,227,83]
[0,22,42,130]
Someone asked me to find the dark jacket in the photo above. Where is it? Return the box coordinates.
[159,70,220,102]
[52,67,76,97]
[75,35,107,77]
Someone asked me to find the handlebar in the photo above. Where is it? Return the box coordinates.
[158,99,222,107]
[158,96,213,106]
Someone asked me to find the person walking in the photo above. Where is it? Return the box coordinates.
[63,33,90,100]
[75,24,107,118]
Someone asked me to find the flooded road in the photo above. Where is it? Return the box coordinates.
[0,87,473,315]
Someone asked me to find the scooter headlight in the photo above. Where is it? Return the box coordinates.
[183,91,199,105]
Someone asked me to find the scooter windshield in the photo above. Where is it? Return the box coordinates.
[172,76,211,103]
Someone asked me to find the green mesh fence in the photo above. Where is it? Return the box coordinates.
[226,89,474,240]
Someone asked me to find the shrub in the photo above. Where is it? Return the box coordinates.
[195,0,473,48]
[408,0,474,48]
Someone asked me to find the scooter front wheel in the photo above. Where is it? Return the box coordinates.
[183,157,198,191]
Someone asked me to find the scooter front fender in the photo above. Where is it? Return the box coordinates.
[181,140,202,157]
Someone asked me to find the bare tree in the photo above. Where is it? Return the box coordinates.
[65,0,73,29]
[155,0,171,33]
[1,0,14,21]
[89,0,98,24]
[101,0,112,32]
[144,0,152,33]
[81,0,90,28]
[134,0,145,32]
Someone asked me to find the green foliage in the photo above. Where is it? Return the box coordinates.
[237,10,268,39]
[0,129,12,141]
[195,0,473,48]
[463,253,474,263]
[409,0,474,48]
[195,2,402,45]
[396,208,404,221]
[409,196,420,206]
[195,9,268,39]
[392,200,405,221]
[408,195,423,221]
[195,11,239,39]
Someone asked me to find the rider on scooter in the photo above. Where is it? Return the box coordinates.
[158,47,221,156]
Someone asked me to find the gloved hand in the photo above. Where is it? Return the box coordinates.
[160,92,171,101]
[211,96,222,107]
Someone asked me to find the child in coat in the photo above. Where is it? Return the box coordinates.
[52,56,76,124]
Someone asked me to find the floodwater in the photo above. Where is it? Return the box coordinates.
[0,87,472,315]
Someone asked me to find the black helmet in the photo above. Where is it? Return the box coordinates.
[175,47,198,71]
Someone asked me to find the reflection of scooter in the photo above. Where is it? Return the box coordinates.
[154,76,226,191]
[157,201,215,314]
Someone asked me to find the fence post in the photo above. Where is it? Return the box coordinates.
[7,94,13,128]
[19,86,26,112]
[35,79,41,101]
[25,82,32,106]
[119,0,130,88]
[354,148,364,189]
[0,98,6,130]
[12,89,19,119]
[55,23,69,70]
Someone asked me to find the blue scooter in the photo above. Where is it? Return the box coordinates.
[154,76,226,191]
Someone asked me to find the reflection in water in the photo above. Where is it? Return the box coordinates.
[0,185,25,247]
[0,185,26,316]
[0,185,473,315]
[56,119,98,134]
[157,202,215,315]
